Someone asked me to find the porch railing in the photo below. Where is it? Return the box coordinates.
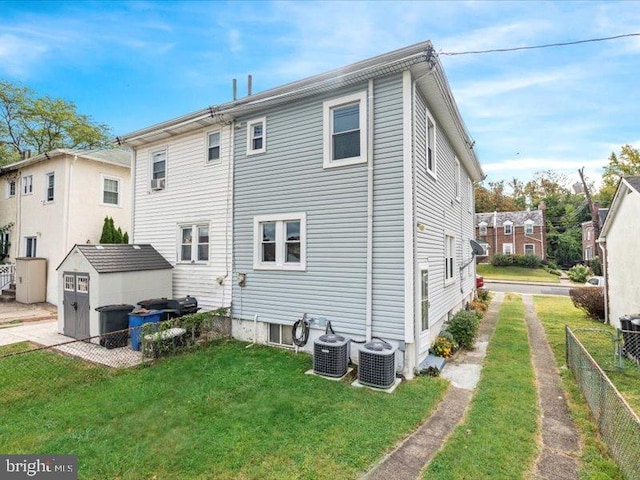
[0,264,15,291]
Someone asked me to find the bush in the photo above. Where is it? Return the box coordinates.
[567,264,592,283]
[469,299,487,313]
[476,288,490,303]
[491,253,542,268]
[446,310,480,350]
[589,256,603,276]
[569,287,605,321]
[429,335,457,358]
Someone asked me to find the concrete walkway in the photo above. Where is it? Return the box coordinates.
[0,301,57,326]
[364,293,504,480]
[523,294,580,479]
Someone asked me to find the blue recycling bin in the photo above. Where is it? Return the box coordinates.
[128,310,162,351]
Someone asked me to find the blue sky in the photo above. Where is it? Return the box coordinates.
[2,1,639,188]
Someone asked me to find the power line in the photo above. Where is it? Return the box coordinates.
[440,32,640,56]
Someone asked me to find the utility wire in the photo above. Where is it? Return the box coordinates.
[440,32,640,56]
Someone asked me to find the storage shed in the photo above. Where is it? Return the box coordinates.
[56,244,173,340]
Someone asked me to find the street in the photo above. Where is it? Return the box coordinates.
[485,281,571,297]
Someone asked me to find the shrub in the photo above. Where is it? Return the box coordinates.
[567,264,592,283]
[569,287,605,321]
[469,299,487,313]
[491,253,542,268]
[430,335,457,358]
[476,288,490,303]
[446,310,480,350]
[589,256,603,276]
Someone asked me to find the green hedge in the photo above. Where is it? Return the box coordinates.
[491,253,542,268]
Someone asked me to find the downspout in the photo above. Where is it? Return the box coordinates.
[63,157,76,253]
[221,120,235,306]
[493,211,497,258]
[365,79,374,341]
[598,240,609,324]
[16,170,22,257]
[129,148,136,243]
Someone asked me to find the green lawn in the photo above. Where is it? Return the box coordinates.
[477,264,560,283]
[423,293,539,479]
[0,340,447,480]
[533,295,628,479]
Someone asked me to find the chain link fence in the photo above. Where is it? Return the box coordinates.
[566,326,640,480]
[0,313,231,406]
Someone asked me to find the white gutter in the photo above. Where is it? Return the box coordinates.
[365,79,374,341]
[129,148,136,243]
[597,240,609,324]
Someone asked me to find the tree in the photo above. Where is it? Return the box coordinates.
[99,216,128,244]
[474,180,517,212]
[0,80,110,165]
[599,145,640,206]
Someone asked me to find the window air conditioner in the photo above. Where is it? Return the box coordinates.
[151,178,165,191]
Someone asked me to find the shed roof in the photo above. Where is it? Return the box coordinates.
[57,244,173,273]
[475,210,544,227]
[625,175,640,193]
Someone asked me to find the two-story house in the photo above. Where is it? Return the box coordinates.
[118,41,484,378]
[475,206,547,262]
[0,148,131,304]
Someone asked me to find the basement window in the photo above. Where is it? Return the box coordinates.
[269,323,293,346]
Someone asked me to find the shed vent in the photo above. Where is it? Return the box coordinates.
[358,340,396,389]
[313,334,350,378]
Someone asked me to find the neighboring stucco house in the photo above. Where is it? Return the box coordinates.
[0,148,131,304]
[118,41,484,378]
[581,205,608,261]
[597,176,640,329]
[475,207,547,262]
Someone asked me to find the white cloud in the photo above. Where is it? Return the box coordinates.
[0,33,49,77]
[228,29,242,54]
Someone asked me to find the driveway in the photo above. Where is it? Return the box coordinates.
[486,281,571,297]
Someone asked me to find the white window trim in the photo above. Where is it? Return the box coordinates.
[479,222,488,236]
[454,157,461,202]
[25,236,37,257]
[268,323,294,347]
[7,179,16,198]
[323,91,368,169]
[177,223,210,264]
[246,117,266,155]
[504,221,513,235]
[586,229,591,241]
[100,174,122,207]
[149,148,167,193]
[253,213,306,271]
[444,233,456,286]
[205,129,222,164]
[524,221,534,235]
[503,243,514,255]
[524,243,535,255]
[44,172,55,203]
[22,175,33,196]
[425,111,437,179]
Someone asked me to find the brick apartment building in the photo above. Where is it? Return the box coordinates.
[475,204,547,262]
[581,206,608,261]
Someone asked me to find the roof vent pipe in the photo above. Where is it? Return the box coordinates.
[248,74,252,96]
[232,78,237,101]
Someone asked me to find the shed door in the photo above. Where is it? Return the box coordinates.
[63,273,90,339]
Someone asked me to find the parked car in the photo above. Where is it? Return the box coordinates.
[585,276,605,287]
[476,275,484,288]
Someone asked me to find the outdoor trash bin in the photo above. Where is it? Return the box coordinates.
[95,304,134,349]
[128,310,162,351]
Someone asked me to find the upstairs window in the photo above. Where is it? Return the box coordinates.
[254,213,306,271]
[247,118,266,155]
[103,177,120,205]
[426,115,436,176]
[207,131,221,162]
[150,150,166,191]
[7,180,16,198]
[323,91,367,168]
[22,175,33,195]
[525,221,534,235]
[479,222,488,236]
[45,172,55,202]
[504,222,513,235]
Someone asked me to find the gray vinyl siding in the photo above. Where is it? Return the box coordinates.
[132,127,232,310]
[414,88,475,341]
[233,74,406,340]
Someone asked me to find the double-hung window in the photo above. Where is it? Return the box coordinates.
[525,221,534,235]
[179,224,209,263]
[1,232,9,257]
[102,177,120,205]
[151,150,166,191]
[246,118,266,155]
[207,131,221,162]
[504,222,513,235]
[7,180,16,198]
[524,244,535,255]
[479,222,488,236]
[45,173,55,202]
[254,213,306,271]
[445,235,455,283]
[22,175,33,195]
[426,115,436,176]
[503,243,513,255]
[323,91,367,168]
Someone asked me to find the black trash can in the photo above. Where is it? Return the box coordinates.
[630,318,640,362]
[95,304,135,349]
[137,298,170,310]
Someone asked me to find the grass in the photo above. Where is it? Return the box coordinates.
[423,293,539,479]
[477,264,560,283]
[533,295,629,479]
[0,340,448,479]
